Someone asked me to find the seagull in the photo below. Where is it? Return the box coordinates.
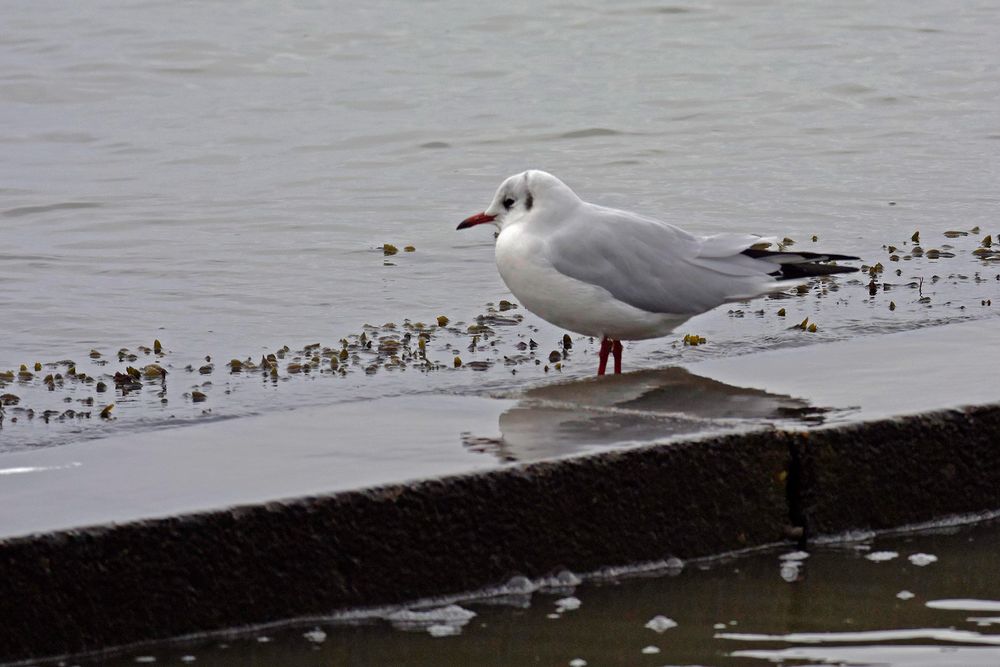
[457,170,859,375]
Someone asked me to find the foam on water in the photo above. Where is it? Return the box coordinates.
[554,597,581,612]
[733,645,1000,666]
[645,615,678,633]
[718,628,1000,645]
[927,599,1000,612]
[908,553,938,566]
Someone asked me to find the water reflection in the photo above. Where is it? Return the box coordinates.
[99,519,1000,667]
[463,367,828,461]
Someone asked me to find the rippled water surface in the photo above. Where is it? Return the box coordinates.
[2,0,999,448]
[95,518,1000,667]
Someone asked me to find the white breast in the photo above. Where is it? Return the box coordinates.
[494,223,689,340]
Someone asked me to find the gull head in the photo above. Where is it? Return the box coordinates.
[457,170,579,232]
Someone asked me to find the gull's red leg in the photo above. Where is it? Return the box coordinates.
[612,340,623,374]
[597,337,613,375]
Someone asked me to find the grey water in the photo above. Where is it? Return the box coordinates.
[2,0,999,450]
[95,518,1000,667]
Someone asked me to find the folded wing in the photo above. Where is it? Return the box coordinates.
[547,205,857,316]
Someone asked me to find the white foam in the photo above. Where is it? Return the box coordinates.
[302,628,327,643]
[180,657,196,663]
[134,658,156,664]
[569,659,587,667]
[718,628,1000,645]
[503,575,538,594]
[909,553,938,566]
[555,597,581,612]
[733,645,1000,665]
[780,561,802,582]
[866,550,899,562]
[645,615,678,633]
[427,624,460,638]
[779,550,810,561]
[386,604,477,625]
[540,570,582,588]
[897,590,915,600]
[641,645,660,654]
[970,616,1000,626]
[927,599,1000,612]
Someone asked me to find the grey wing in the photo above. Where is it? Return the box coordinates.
[546,205,784,315]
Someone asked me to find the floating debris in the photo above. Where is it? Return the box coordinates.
[645,615,678,633]
[555,597,581,612]
[498,299,517,311]
[908,553,938,567]
[453,356,462,368]
[382,243,398,256]
[99,403,114,419]
[683,334,707,346]
[943,230,967,238]
[404,245,415,252]
[302,628,327,644]
[777,308,786,317]
[154,339,163,354]
[548,350,562,363]
[191,391,207,403]
[889,301,896,311]
[0,394,19,406]
[983,235,993,248]
[911,230,920,243]
[807,323,818,333]
[811,235,818,242]
[436,315,449,327]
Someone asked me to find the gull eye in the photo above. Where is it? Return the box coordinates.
[503,197,515,210]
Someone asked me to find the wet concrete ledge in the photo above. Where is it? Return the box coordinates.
[2,404,1000,662]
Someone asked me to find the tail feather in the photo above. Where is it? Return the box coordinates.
[741,248,860,279]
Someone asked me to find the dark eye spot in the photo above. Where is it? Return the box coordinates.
[503,197,515,210]
[525,192,533,211]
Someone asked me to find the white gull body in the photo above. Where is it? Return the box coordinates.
[459,170,854,342]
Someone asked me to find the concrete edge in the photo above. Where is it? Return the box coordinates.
[1,403,999,662]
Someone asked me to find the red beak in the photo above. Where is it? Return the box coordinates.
[457,212,497,230]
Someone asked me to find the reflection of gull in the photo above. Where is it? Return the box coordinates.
[457,170,858,374]
[462,367,826,462]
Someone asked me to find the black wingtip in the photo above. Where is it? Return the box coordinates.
[778,263,859,279]
[742,248,861,279]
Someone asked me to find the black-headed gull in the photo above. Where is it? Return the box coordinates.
[458,170,859,375]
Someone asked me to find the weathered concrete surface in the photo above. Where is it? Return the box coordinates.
[793,405,1000,536]
[0,432,790,663]
[2,403,1000,664]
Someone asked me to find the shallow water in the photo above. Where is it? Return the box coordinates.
[2,0,1000,449]
[91,518,1000,667]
